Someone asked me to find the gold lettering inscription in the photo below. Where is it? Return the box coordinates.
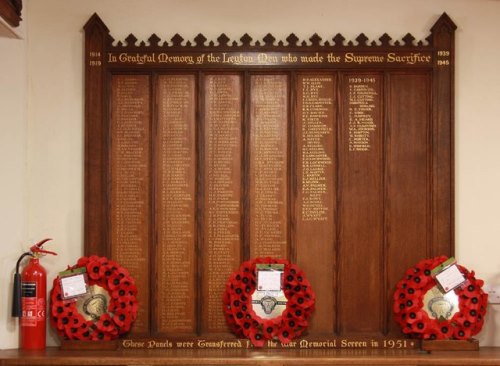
[250,75,288,257]
[157,75,196,333]
[300,76,334,221]
[110,75,150,332]
[120,338,416,349]
[89,50,101,67]
[204,75,242,331]
[347,76,379,152]
[106,52,432,66]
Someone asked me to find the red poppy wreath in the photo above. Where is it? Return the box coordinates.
[223,257,315,347]
[393,256,488,340]
[50,255,138,341]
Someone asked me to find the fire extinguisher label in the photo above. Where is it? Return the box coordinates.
[21,282,45,327]
[21,281,36,297]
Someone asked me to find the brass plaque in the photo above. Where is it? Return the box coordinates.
[423,286,459,321]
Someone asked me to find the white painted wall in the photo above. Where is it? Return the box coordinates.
[0,16,27,349]
[0,0,499,349]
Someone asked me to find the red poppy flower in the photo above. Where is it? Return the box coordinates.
[86,260,102,280]
[74,322,92,340]
[51,302,68,318]
[277,325,295,343]
[247,327,266,347]
[115,266,130,279]
[111,282,137,299]
[90,330,112,341]
[96,313,116,334]
[76,256,89,267]
[115,295,139,317]
[262,319,279,338]
[240,260,255,275]
[107,273,125,290]
[50,287,63,306]
[98,264,115,279]
[63,324,81,340]
[453,326,471,340]
[56,308,73,330]
[67,314,84,328]
[405,309,425,324]
[422,323,444,340]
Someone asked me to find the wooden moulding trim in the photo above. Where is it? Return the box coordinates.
[0,0,21,28]
[86,12,455,51]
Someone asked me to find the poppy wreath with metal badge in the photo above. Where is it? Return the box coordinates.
[223,257,315,347]
[49,255,138,341]
[393,256,488,340]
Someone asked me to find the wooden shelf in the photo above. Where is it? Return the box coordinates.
[2,347,500,365]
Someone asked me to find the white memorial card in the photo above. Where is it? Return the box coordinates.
[257,270,282,291]
[435,264,466,293]
[60,273,88,299]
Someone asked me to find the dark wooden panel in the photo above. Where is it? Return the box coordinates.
[110,74,151,335]
[295,73,336,334]
[155,74,197,334]
[201,74,243,333]
[84,15,109,257]
[430,15,456,257]
[386,72,431,333]
[338,73,383,335]
[249,74,289,259]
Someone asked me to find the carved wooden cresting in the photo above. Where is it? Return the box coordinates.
[84,13,455,342]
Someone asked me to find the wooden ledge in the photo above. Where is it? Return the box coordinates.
[2,347,500,365]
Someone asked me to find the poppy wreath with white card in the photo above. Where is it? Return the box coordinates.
[223,257,315,347]
[50,255,138,341]
[393,256,488,340]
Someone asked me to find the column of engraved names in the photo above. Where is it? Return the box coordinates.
[110,75,150,333]
[295,74,336,333]
[204,75,242,332]
[250,75,288,258]
[348,77,378,152]
[300,77,333,221]
[156,75,196,333]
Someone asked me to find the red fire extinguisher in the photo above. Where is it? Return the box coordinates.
[12,238,57,350]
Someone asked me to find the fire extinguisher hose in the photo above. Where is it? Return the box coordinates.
[12,252,33,317]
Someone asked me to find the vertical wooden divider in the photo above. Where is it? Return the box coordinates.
[430,14,456,257]
[84,14,110,257]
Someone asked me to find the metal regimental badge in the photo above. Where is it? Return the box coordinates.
[423,285,459,321]
[76,285,110,321]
